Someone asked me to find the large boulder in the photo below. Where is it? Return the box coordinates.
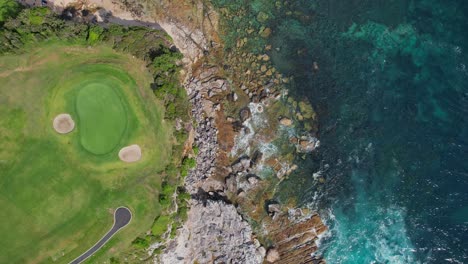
[279,117,293,126]
[266,248,280,263]
[239,107,252,122]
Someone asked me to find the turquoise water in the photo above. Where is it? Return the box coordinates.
[213,0,468,263]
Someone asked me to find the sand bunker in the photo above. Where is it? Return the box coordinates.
[53,113,75,134]
[119,144,142,163]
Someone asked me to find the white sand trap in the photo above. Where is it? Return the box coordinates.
[53,113,75,134]
[119,144,142,163]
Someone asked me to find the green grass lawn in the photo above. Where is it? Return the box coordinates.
[0,42,172,263]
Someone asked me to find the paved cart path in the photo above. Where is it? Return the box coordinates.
[69,207,132,264]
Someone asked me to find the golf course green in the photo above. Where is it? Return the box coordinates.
[76,82,127,155]
[0,43,172,263]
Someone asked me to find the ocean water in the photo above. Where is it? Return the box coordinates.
[213,0,468,263]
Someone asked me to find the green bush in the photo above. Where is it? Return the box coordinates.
[170,221,178,238]
[131,237,150,249]
[151,215,171,237]
[161,181,176,194]
[109,257,121,264]
[193,145,199,155]
[26,7,48,25]
[0,0,21,25]
[88,25,104,44]
[177,188,191,202]
[182,157,196,171]
[177,206,188,222]
[159,181,175,208]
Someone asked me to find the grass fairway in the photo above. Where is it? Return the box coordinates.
[0,42,172,263]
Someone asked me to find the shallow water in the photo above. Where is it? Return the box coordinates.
[214,0,468,263]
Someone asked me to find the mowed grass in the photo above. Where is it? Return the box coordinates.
[77,83,127,155]
[0,42,172,263]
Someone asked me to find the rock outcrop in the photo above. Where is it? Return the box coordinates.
[158,199,264,264]
[156,22,262,262]
[152,4,327,262]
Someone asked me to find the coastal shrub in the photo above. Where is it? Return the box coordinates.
[26,7,49,25]
[174,130,187,144]
[153,246,165,255]
[131,237,150,248]
[176,206,189,222]
[0,6,188,123]
[0,0,21,25]
[177,187,191,203]
[180,167,188,177]
[193,145,199,155]
[109,257,121,264]
[87,25,104,44]
[161,181,176,194]
[170,221,178,238]
[159,181,175,208]
[158,193,170,207]
[151,215,171,237]
[150,48,188,121]
[180,157,196,177]
[152,51,182,75]
[165,102,176,118]
[182,157,196,168]
[164,163,178,178]
[179,191,191,201]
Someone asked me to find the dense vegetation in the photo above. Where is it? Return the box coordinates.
[0,0,21,25]
[0,6,189,121]
[0,5,194,262]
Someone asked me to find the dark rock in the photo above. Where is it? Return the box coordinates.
[232,121,244,132]
[239,107,252,122]
[226,92,239,102]
[231,156,251,173]
[251,150,263,166]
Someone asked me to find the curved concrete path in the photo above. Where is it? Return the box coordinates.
[69,207,132,264]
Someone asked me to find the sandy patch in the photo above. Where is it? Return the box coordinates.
[119,144,142,163]
[53,113,75,134]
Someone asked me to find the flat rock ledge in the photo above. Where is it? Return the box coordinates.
[53,113,75,134]
[157,199,264,264]
[118,144,142,163]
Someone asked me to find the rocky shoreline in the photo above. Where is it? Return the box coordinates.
[151,6,328,262]
[154,45,265,262]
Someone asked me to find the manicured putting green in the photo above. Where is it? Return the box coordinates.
[77,83,127,155]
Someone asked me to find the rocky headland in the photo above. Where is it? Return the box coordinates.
[43,0,328,262]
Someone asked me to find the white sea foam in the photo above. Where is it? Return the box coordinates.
[230,103,268,157]
[321,204,419,264]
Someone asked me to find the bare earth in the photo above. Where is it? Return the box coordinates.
[118,144,142,163]
[53,113,75,134]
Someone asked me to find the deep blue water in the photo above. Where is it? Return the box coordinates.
[277,1,468,263]
[213,0,468,263]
